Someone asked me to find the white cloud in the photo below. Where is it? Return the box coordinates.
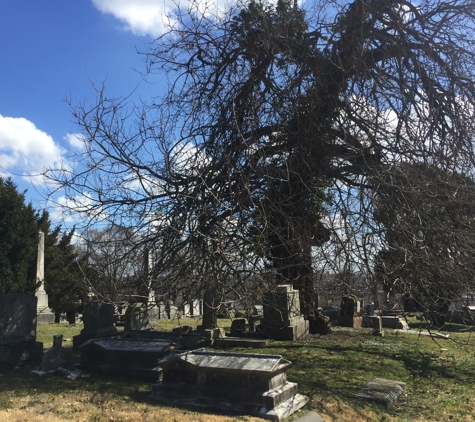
[0,115,64,177]
[91,0,229,37]
[64,133,86,151]
[91,0,179,37]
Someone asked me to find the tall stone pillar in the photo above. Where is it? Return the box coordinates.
[35,231,54,323]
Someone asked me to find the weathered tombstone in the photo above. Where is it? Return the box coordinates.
[365,303,375,316]
[372,316,384,337]
[124,302,150,331]
[151,348,308,420]
[66,310,76,324]
[73,300,117,349]
[39,334,71,371]
[259,285,309,341]
[35,231,54,324]
[191,299,202,317]
[0,294,43,369]
[338,295,363,328]
[355,378,406,409]
[183,303,191,317]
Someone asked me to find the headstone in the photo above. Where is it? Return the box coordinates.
[365,303,375,316]
[372,316,384,337]
[355,378,406,409]
[183,303,191,317]
[191,299,202,317]
[0,294,43,369]
[124,303,149,331]
[230,318,247,337]
[258,285,309,341]
[35,231,54,324]
[73,300,117,349]
[39,334,71,371]
[338,296,363,328]
[151,348,308,420]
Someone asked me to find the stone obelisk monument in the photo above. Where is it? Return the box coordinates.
[35,231,54,323]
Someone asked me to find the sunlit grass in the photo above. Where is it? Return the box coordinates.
[1,320,475,421]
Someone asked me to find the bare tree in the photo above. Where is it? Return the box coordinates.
[47,0,475,332]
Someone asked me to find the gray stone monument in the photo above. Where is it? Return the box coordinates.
[151,348,308,420]
[124,302,150,331]
[338,295,363,328]
[0,294,43,369]
[259,285,309,340]
[73,300,117,349]
[35,231,54,324]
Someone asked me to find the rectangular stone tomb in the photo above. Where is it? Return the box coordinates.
[78,338,175,379]
[151,348,308,421]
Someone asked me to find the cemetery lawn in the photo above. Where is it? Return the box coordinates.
[0,319,474,422]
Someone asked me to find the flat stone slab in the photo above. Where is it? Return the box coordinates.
[293,411,325,422]
[394,329,450,339]
[79,338,174,353]
[354,378,406,409]
[214,337,268,348]
[159,349,289,373]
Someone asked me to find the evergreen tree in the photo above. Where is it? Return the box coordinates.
[0,177,38,294]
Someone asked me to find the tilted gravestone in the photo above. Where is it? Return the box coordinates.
[258,285,309,340]
[151,348,308,420]
[73,300,117,349]
[0,294,43,369]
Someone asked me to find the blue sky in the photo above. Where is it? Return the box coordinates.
[0,0,180,220]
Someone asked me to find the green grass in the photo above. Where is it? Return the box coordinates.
[2,319,475,421]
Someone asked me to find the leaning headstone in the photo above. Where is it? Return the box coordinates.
[124,303,149,331]
[73,300,117,349]
[258,285,309,341]
[354,378,406,409]
[151,348,308,420]
[40,334,72,372]
[0,294,43,369]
